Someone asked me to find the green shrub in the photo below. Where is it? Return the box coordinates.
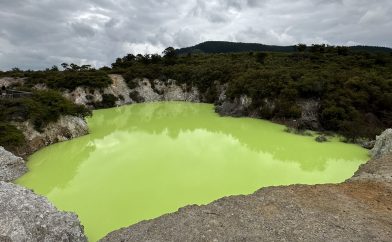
[1,90,90,127]
[26,70,112,90]
[22,90,90,131]
[129,91,144,103]
[94,94,118,108]
[0,123,25,151]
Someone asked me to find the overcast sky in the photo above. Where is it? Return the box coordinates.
[0,0,391,70]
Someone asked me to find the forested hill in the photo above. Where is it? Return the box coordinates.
[176,41,295,54]
[176,41,392,54]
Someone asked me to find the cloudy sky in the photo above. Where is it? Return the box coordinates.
[0,0,391,70]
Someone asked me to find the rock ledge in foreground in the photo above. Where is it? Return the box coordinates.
[371,128,392,159]
[0,181,87,242]
[0,146,27,182]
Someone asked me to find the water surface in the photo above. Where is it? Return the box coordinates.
[16,102,368,241]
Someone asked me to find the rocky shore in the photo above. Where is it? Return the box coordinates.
[0,181,87,242]
[0,147,87,242]
[371,129,392,159]
[13,115,89,158]
[0,147,28,182]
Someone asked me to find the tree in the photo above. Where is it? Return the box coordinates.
[142,54,151,64]
[80,65,92,71]
[136,54,144,62]
[11,67,21,72]
[310,44,326,53]
[163,47,177,59]
[123,54,136,62]
[111,58,123,69]
[61,63,69,70]
[150,54,162,64]
[100,66,111,71]
[162,47,177,65]
[69,63,80,71]
[296,44,307,52]
[51,65,59,71]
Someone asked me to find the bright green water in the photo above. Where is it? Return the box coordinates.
[16,102,368,241]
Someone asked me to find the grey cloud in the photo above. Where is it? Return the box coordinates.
[71,22,96,37]
[0,0,391,70]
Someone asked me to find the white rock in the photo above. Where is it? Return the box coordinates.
[370,129,392,159]
[13,116,89,156]
[0,147,27,182]
[0,181,87,241]
[104,74,133,106]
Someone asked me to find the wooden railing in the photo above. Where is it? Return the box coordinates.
[0,90,32,99]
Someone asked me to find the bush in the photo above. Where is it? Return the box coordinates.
[0,123,25,151]
[275,99,302,119]
[26,70,112,90]
[129,91,145,103]
[93,94,118,108]
[0,89,90,148]
[23,90,90,130]
[1,91,90,130]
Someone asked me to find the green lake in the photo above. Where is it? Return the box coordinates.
[16,102,369,241]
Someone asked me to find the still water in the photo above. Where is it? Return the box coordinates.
[16,102,368,241]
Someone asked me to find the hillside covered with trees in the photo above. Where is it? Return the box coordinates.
[1,43,392,151]
[176,41,392,55]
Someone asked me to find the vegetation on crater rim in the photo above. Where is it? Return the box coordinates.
[113,45,392,140]
[1,43,391,151]
[0,90,90,152]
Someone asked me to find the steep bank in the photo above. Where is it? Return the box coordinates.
[101,154,392,242]
[63,74,133,107]
[215,91,321,131]
[131,78,200,103]
[13,115,89,158]
[62,75,200,107]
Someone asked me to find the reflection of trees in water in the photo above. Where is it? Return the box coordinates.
[87,102,364,172]
[21,135,97,195]
[20,102,365,196]
[90,102,208,140]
